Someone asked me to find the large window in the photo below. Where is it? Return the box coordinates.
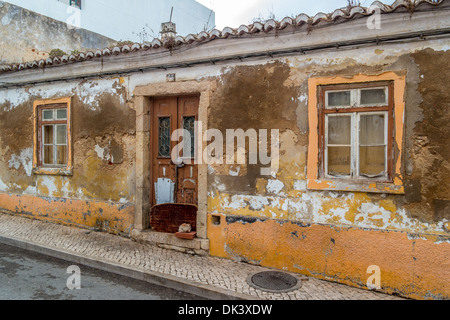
[306,73,406,194]
[33,98,72,175]
[321,84,393,181]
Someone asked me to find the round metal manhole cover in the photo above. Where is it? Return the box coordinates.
[247,271,303,293]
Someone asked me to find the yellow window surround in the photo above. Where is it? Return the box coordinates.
[32,97,73,176]
[307,72,406,194]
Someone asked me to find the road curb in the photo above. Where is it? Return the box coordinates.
[0,234,257,301]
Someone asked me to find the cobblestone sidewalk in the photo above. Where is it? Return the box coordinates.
[0,213,403,300]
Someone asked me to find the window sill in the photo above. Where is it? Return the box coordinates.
[33,167,73,176]
[307,178,404,194]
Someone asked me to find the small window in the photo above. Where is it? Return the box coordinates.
[40,108,69,166]
[69,0,82,9]
[33,98,72,175]
[58,0,82,10]
[158,117,171,158]
[321,83,392,181]
[182,116,196,158]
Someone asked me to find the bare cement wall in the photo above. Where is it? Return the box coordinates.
[0,1,114,64]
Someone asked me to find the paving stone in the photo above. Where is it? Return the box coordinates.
[0,213,403,300]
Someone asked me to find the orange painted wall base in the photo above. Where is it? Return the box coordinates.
[0,193,135,235]
[207,213,450,300]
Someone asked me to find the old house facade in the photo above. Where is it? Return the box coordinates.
[0,0,448,299]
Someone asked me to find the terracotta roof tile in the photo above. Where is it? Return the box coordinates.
[0,0,446,74]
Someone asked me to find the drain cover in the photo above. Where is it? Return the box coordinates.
[247,271,302,293]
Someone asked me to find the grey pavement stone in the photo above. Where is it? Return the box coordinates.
[0,213,403,300]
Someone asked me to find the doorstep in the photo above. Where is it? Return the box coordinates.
[131,229,209,256]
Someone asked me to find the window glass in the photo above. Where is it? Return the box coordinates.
[56,109,67,120]
[56,125,67,145]
[158,117,171,158]
[360,146,386,177]
[43,125,54,144]
[43,110,54,121]
[56,146,67,165]
[328,146,351,176]
[360,88,386,105]
[327,91,351,107]
[183,116,195,158]
[359,114,386,177]
[328,116,351,145]
[360,114,385,146]
[43,146,54,165]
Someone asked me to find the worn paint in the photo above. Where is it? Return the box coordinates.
[0,77,136,234]
[0,193,134,235]
[0,17,448,300]
[207,215,450,299]
[204,47,449,299]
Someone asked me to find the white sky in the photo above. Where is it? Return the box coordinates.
[196,0,373,30]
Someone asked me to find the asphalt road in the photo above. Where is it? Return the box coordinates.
[0,242,204,300]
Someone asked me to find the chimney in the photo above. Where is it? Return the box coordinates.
[161,7,176,42]
[161,21,177,41]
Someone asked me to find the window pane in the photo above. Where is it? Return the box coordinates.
[328,146,351,176]
[56,145,67,165]
[360,114,385,145]
[327,91,351,107]
[158,117,171,158]
[43,125,53,144]
[328,116,351,145]
[43,146,54,165]
[56,125,67,145]
[360,146,385,177]
[183,116,195,158]
[43,110,54,120]
[360,88,386,105]
[56,109,67,120]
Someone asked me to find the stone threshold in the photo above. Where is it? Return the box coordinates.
[131,229,210,256]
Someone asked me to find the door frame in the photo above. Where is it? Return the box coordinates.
[134,80,215,239]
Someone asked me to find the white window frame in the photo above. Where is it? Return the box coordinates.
[324,111,389,181]
[41,108,68,167]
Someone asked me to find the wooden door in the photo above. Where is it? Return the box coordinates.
[151,96,199,206]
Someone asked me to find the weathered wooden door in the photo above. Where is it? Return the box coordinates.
[151,96,199,206]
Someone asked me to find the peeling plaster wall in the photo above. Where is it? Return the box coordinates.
[205,42,450,299]
[0,77,136,234]
[208,45,450,234]
[0,29,448,298]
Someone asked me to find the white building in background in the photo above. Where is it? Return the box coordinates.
[3,0,215,42]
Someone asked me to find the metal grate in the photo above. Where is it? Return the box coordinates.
[247,271,303,293]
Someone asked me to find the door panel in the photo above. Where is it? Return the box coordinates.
[151,96,199,206]
[176,96,199,204]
